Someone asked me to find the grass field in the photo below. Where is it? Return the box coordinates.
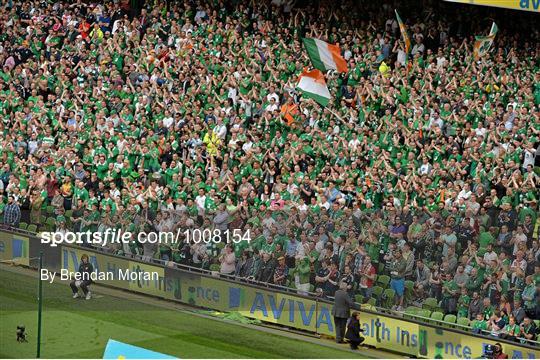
[0,266,368,359]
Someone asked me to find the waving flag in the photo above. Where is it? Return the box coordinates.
[395,10,411,58]
[473,22,498,60]
[296,69,331,106]
[302,38,348,73]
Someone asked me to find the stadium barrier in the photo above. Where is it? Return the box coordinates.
[1,229,539,359]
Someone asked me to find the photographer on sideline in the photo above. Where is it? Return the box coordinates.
[70,254,94,300]
[345,312,365,350]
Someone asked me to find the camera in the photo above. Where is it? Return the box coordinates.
[16,325,27,342]
[482,344,502,359]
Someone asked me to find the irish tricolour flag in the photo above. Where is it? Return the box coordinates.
[303,38,348,73]
[296,69,331,106]
[473,22,498,60]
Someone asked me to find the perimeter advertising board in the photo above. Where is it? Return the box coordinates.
[445,0,539,12]
[8,232,540,359]
[0,231,29,265]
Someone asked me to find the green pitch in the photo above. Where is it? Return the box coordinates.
[0,267,367,359]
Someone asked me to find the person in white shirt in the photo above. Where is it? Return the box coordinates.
[195,188,206,213]
[265,97,279,112]
[457,183,472,201]
[483,244,498,264]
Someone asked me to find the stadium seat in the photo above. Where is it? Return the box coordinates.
[40,215,46,224]
[27,224,37,233]
[372,286,384,301]
[46,205,54,214]
[404,280,414,304]
[19,222,28,230]
[209,264,220,272]
[382,288,396,308]
[404,306,422,314]
[444,314,457,324]
[355,294,364,304]
[366,298,377,307]
[416,309,432,319]
[65,210,73,220]
[431,311,444,322]
[361,304,376,311]
[422,297,439,311]
[309,284,315,293]
[45,217,56,231]
[456,317,470,328]
[376,275,390,288]
[403,306,421,320]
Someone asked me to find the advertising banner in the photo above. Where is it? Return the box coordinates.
[445,0,539,12]
[10,233,538,359]
[0,231,29,266]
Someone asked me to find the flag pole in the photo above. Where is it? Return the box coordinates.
[324,106,346,124]
[36,250,43,358]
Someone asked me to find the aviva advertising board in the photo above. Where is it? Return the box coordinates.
[445,0,539,12]
[59,246,539,359]
[0,231,29,266]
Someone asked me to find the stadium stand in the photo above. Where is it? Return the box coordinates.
[0,0,538,345]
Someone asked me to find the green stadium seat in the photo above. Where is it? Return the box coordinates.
[416,309,431,319]
[65,210,73,219]
[46,217,56,231]
[19,222,28,230]
[377,275,390,288]
[355,294,365,304]
[309,284,315,293]
[431,311,444,322]
[27,224,38,233]
[404,306,421,314]
[372,286,384,302]
[444,314,457,324]
[382,288,396,308]
[46,205,54,214]
[456,317,470,328]
[403,306,421,320]
[367,298,377,307]
[422,297,439,311]
[404,280,414,304]
[209,264,220,272]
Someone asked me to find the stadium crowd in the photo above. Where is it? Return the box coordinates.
[0,0,539,343]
